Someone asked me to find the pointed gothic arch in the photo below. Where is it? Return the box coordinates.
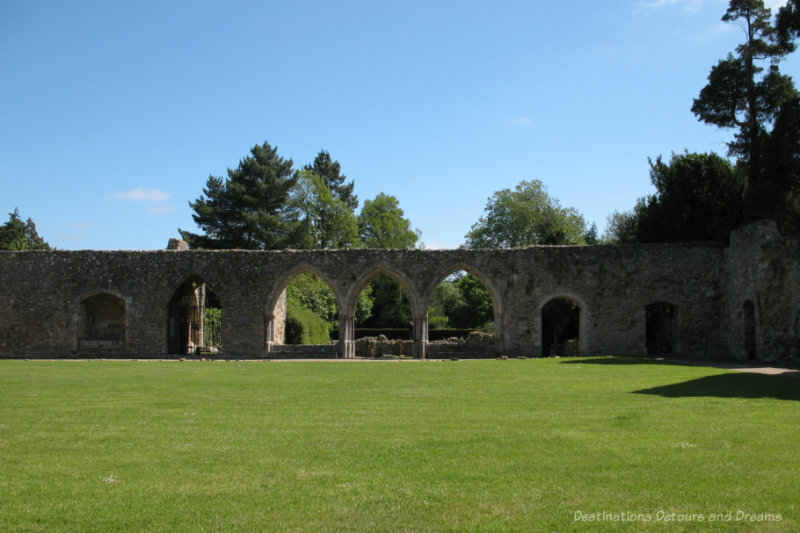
[265,265,342,355]
[167,274,221,355]
[425,263,505,354]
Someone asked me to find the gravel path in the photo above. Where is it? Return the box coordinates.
[656,357,800,379]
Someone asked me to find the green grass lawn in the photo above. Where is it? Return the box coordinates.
[0,357,797,532]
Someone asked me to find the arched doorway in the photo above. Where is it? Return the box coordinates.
[167,275,221,355]
[541,297,581,357]
[646,302,677,354]
[78,292,126,352]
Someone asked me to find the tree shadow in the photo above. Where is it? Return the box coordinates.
[560,356,800,373]
[558,356,800,401]
[635,373,800,401]
[559,356,673,366]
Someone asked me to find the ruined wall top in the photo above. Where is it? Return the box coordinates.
[167,238,189,251]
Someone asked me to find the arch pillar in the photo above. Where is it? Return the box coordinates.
[339,312,355,358]
[265,313,275,353]
[414,315,428,359]
[494,309,505,354]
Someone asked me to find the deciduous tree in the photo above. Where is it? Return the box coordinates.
[464,180,587,248]
[602,207,641,244]
[292,170,359,249]
[358,193,420,249]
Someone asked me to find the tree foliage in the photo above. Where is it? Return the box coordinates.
[691,0,798,219]
[428,272,494,331]
[292,170,359,249]
[777,0,800,45]
[612,1,800,242]
[285,301,331,345]
[179,142,303,250]
[0,209,51,251]
[286,272,339,325]
[635,152,745,242]
[358,193,420,249]
[465,180,587,248]
[303,150,358,210]
[762,95,800,233]
[603,206,641,244]
[358,274,412,329]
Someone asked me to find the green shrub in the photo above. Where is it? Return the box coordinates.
[285,302,330,344]
[203,307,222,349]
[329,328,485,341]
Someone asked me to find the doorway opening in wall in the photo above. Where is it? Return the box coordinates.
[78,293,126,353]
[167,275,221,356]
[743,300,756,360]
[646,302,677,355]
[541,297,580,357]
[276,272,338,352]
[350,273,413,358]
[427,270,494,357]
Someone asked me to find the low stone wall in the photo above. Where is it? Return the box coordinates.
[355,337,413,358]
[268,344,338,359]
[426,332,495,359]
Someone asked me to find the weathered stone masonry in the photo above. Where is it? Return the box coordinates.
[1,221,798,361]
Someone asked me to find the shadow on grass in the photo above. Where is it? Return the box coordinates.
[559,356,671,366]
[635,373,800,401]
[557,356,800,400]
[560,356,800,374]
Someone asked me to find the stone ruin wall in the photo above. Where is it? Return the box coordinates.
[0,221,797,361]
[722,221,800,361]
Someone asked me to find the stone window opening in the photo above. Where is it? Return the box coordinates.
[646,302,677,355]
[541,297,581,357]
[78,292,126,352]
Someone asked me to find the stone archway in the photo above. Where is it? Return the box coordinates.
[345,265,424,359]
[265,265,343,358]
[424,263,505,358]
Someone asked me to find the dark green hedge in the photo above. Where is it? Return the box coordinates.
[285,302,330,345]
[329,328,475,341]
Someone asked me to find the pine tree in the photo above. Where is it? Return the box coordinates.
[691,0,798,219]
[0,209,51,250]
[303,150,358,210]
[179,142,304,249]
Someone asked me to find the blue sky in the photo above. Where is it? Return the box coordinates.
[1,0,796,250]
